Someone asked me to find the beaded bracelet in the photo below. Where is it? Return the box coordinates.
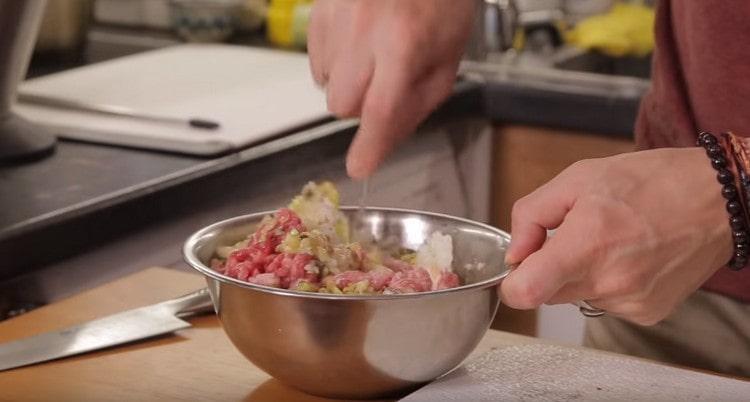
[697,131,748,270]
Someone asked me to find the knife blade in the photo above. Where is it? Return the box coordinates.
[17,92,221,130]
[0,287,214,372]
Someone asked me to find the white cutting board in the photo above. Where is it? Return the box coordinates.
[401,344,750,402]
[14,44,330,156]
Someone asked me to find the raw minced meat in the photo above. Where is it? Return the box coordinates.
[213,182,460,294]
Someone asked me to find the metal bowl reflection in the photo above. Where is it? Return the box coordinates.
[183,207,510,399]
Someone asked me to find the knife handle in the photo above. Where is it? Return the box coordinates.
[162,288,215,318]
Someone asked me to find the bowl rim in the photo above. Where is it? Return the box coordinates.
[183,206,511,300]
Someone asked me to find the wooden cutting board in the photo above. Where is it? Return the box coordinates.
[0,268,534,402]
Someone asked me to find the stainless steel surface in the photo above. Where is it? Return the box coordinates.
[552,46,651,79]
[460,59,649,97]
[17,92,221,130]
[0,0,46,113]
[184,207,511,399]
[460,58,645,136]
[0,288,213,372]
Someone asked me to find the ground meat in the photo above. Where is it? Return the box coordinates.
[221,209,307,287]
[436,272,460,290]
[386,268,433,293]
[330,270,370,289]
[213,185,463,294]
[265,253,316,288]
[383,257,414,273]
[247,273,281,287]
[367,267,395,291]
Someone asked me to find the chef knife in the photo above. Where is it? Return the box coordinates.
[17,92,221,130]
[0,287,214,372]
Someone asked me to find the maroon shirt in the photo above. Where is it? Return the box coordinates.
[636,1,750,303]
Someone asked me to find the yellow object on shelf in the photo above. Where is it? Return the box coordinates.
[267,0,312,49]
[565,2,655,58]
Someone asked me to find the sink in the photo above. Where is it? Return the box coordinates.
[460,51,650,100]
[477,45,651,79]
[459,47,651,136]
[551,46,651,79]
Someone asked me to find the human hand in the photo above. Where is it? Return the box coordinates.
[500,148,733,325]
[308,0,475,179]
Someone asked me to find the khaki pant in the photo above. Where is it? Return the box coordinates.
[584,290,750,378]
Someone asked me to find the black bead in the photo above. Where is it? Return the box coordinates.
[727,201,743,215]
[706,144,724,158]
[730,256,747,270]
[699,132,718,146]
[717,169,735,184]
[699,130,748,271]
[722,185,738,200]
[711,157,727,170]
[730,216,745,230]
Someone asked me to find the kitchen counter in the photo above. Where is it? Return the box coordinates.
[0,267,538,402]
[0,118,355,279]
[0,78,482,272]
[1,54,645,317]
[2,268,746,402]
[0,80,489,317]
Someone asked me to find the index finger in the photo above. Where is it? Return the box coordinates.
[307,2,330,86]
[500,214,588,309]
[506,169,581,264]
[345,60,423,179]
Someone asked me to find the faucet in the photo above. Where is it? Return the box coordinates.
[466,0,519,61]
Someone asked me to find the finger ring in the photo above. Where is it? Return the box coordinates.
[576,300,605,317]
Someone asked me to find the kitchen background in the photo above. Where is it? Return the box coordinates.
[2,0,654,345]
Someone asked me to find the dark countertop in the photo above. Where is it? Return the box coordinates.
[0,140,199,236]
[0,62,645,318]
[0,124,356,281]
[0,80,483,283]
[484,80,641,136]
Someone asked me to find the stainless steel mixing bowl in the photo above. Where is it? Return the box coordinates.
[183,207,511,399]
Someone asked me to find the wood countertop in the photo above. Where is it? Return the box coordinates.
[3,267,744,402]
[0,268,536,402]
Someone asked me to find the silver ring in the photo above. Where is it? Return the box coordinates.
[575,300,605,317]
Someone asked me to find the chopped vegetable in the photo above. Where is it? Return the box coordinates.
[213,182,461,294]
